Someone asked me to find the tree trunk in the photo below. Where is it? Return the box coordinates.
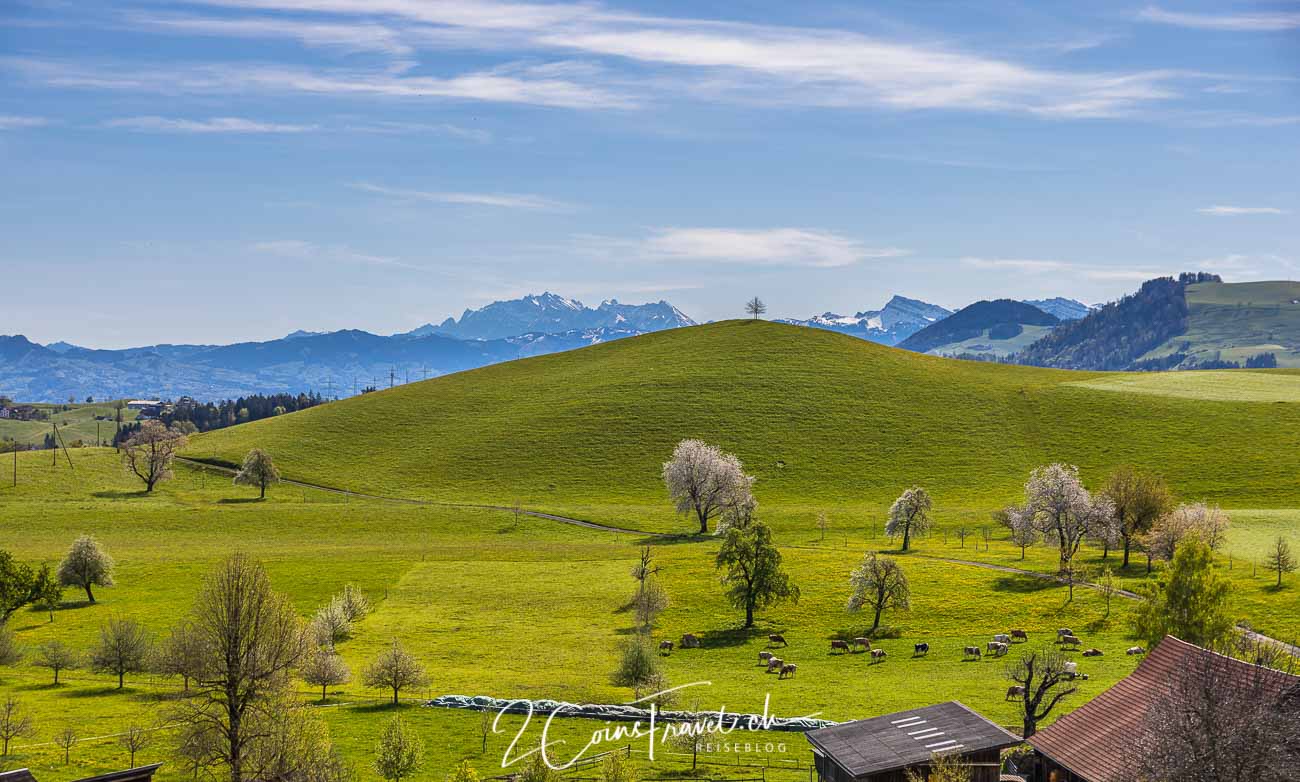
[697,510,708,535]
[322,683,328,702]
[118,670,124,689]
[744,601,754,629]
[871,605,882,632]
[393,685,399,705]
[902,524,911,552]
[1122,536,1132,568]
[260,482,266,500]
[85,583,95,603]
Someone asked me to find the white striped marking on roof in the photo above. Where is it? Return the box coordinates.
[907,727,937,736]
[892,717,925,725]
[912,731,945,740]
[926,739,960,749]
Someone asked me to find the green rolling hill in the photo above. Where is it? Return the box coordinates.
[1144,280,1300,367]
[186,320,1300,530]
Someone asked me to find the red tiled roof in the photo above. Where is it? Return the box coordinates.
[1027,636,1299,782]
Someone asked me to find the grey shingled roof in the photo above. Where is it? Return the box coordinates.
[805,701,1021,778]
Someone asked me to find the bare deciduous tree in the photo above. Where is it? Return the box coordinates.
[118,723,153,767]
[744,296,767,320]
[170,553,310,782]
[1143,502,1231,564]
[91,616,152,689]
[846,553,911,632]
[1008,464,1116,601]
[233,448,280,499]
[1101,467,1172,568]
[1005,649,1078,737]
[57,534,114,603]
[121,420,188,492]
[661,439,753,535]
[1264,536,1297,587]
[885,487,932,552]
[54,725,77,765]
[301,646,352,702]
[816,511,829,542]
[0,696,35,756]
[35,639,79,684]
[157,621,206,692]
[363,639,428,706]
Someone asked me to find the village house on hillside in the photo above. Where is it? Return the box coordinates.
[1028,636,1299,782]
[805,701,1021,782]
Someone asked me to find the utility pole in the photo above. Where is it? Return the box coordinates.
[389,368,396,389]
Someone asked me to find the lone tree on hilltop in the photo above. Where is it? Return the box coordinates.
[715,520,799,628]
[363,639,428,706]
[1265,536,1297,587]
[1006,649,1078,738]
[886,486,933,552]
[1132,537,1234,649]
[233,448,280,499]
[58,535,115,603]
[1101,467,1172,569]
[122,420,187,492]
[745,297,767,320]
[90,616,151,689]
[662,439,754,535]
[847,552,911,633]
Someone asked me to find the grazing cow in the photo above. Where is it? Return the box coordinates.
[870,649,887,662]
[913,642,930,656]
[1126,646,1146,656]
[1060,635,1082,649]
[659,640,674,654]
[1006,685,1025,701]
[1010,629,1029,642]
[993,633,1011,645]
[779,663,797,679]
[681,633,700,649]
[768,634,787,647]
[986,641,1008,657]
[1064,661,1079,676]
[1057,628,1075,641]
[852,637,871,652]
[963,646,982,661]
[758,651,773,664]
[830,639,850,654]
[1082,648,1104,657]
[766,657,784,673]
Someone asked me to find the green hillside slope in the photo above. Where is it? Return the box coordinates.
[1141,280,1300,367]
[186,320,1300,528]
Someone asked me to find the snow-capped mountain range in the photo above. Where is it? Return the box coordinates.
[778,295,955,345]
[403,292,695,341]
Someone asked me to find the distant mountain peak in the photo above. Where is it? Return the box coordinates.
[779,295,952,346]
[399,293,695,342]
[1022,297,1093,321]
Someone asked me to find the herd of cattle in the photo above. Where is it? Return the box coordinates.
[656,629,1150,693]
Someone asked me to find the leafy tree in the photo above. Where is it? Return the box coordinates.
[0,625,20,667]
[518,749,562,782]
[612,637,660,691]
[661,439,754,534]
[1132,537,1234,649]
[121,420,188,492]
[632,578,668,631]
[744,296,767,319]
[1097,566,1118,618]
[0,696,35,756]
[91,616,152,689]
[169,554,312,782]
[1143,503,1230,564]
[374,715,424,782]
[1008,464,1116,600]
[35,640,79,684]
[1006,649,1078,737]
[33,567,63,621]
[302,646,352,702]
[715,521,799,628]
[0,551,44,621]
[57,534,115,603]
[846,553,911,632]
[448,760,481,782]
[885,486,932,552]
[335,584,371,622]
[1264,536,1297,587]
[904,752,973,782]
[363,639,428,706]
[233,448,280,499]
[601,748,637,782]
[311,599,352,646]
[1101,467,1172,568]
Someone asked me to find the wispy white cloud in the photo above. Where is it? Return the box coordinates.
[1138,6,1300,32]
[105,115,319,133]
[1197,205,1287,216]
[251,239,419,269]
[0,115,50,130]
[76,0,1236,119]
[963,257,1173,283]
[351,182,573,211]
[961,257,1069,273]
[339,120,491,142]
[578,227,907,268]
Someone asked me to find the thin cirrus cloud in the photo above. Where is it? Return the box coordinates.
[581,227,909,268]
[104,116,319,133]
[961,257,1069,273]
[351,182,574,211]
[1197,205,1287,216]
[962,257,1168,282]
[77,0,1232,120]
[0,115,50,129]
[251,239,420,269]
[1137,6,1300,32]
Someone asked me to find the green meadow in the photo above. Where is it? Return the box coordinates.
[0,401,136,449]
[3,322,1298,779]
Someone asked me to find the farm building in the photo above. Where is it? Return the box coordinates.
[805,701,1021,782]
[0,765,162,782]
[1028,636,1299,782]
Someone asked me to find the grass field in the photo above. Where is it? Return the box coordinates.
[1140,280,1300,367]
[0,401,136,449]
[4,324,1299,780]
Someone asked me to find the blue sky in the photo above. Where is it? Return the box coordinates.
[3,0,1298,347]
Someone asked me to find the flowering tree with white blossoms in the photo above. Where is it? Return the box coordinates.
[1009,463,1117,601]
[662,439,755,535]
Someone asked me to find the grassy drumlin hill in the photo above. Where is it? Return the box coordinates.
[188,319,1300,529]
